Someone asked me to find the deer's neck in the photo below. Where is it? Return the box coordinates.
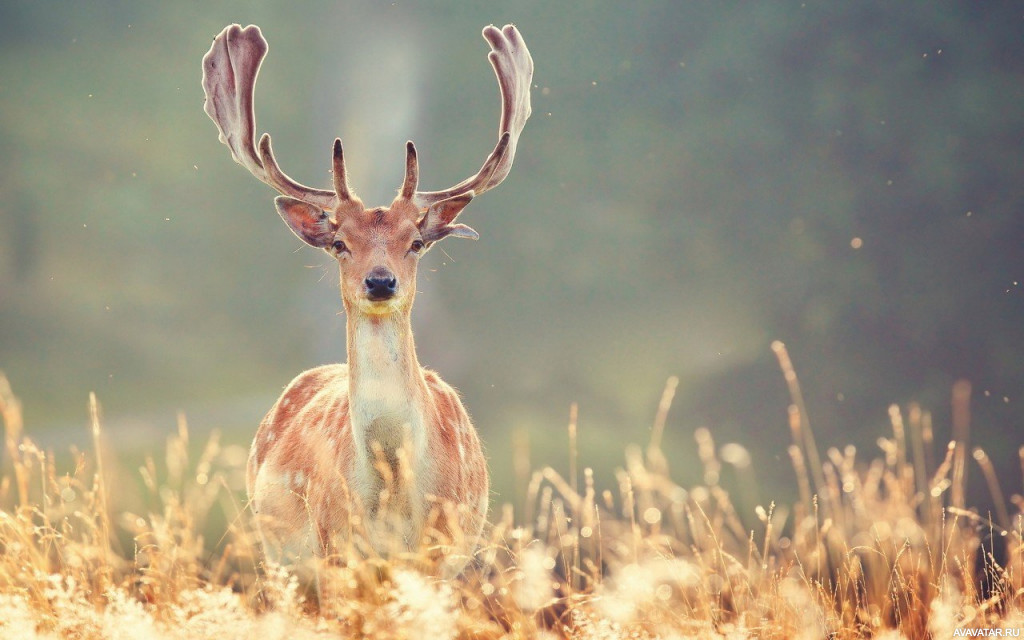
[346,312,429,481]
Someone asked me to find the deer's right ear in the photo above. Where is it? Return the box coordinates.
[275,196,337,249]
[418,193,478,245]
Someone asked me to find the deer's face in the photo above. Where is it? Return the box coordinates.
[332,202,424,315]
[275,193,473,318]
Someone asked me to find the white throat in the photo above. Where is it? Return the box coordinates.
[347,315,427,485]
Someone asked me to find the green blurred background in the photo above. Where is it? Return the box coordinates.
[1,1,1021,510]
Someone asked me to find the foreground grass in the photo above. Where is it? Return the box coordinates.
[0,350,1021,638]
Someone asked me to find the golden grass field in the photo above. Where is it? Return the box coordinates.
[0,344,1021,639]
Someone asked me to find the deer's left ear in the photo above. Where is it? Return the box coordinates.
[275,196,337,249]
[417,193,478,245]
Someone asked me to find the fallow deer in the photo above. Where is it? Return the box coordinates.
[201,23,532,575]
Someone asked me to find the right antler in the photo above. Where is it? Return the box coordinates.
[410,24,534,210]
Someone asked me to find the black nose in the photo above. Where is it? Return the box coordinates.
[365,275,397,300]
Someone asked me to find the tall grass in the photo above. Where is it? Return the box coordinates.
[0,345,1021,639]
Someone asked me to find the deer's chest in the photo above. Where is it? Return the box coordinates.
[349,373,432,504]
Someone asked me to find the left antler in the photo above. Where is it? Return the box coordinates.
[202,24,343,211]
[411,24,534,210]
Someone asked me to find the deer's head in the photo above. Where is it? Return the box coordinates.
[201,24,532,317]
[274,141,476,315]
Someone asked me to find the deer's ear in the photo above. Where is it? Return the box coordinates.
[417,193,478,245]
[275,196,337,249]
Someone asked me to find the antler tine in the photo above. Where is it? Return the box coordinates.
[256,133,338,210]
[412,24,533,210]
[399,141,419,200]
[332,138,353,202]
[202,24,339,211]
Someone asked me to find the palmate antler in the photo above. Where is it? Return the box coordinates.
[410,24,533,209]
[201,25,338,211]
[201,23,533,215]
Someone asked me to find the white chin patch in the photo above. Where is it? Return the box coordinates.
[360,299,400,315]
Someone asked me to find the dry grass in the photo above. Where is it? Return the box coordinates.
[0,345,1021,639]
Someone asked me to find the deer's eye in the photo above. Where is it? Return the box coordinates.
[332,240,348,254]
[410,239,425,253]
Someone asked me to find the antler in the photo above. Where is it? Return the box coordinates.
[399,141,419,201]
[202,23,532,215]
[202,24,343,212]
[411,24,534,210]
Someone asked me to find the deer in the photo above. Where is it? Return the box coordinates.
[201,23,532,577]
